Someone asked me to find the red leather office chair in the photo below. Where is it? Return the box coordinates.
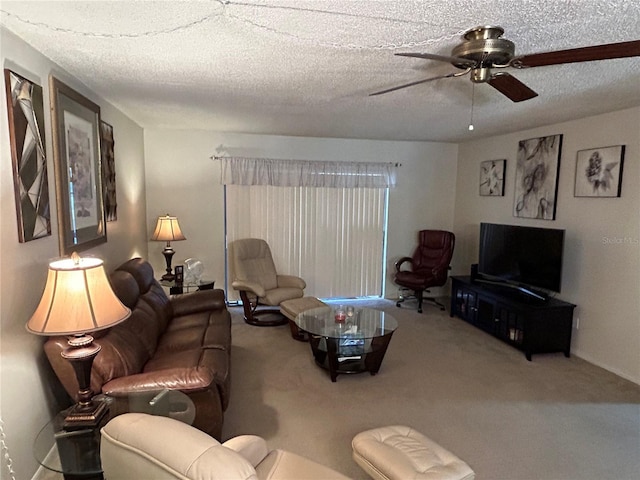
[394,230,455,313]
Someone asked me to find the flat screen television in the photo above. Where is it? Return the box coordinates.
[477,222,565,300]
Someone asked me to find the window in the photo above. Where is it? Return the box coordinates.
[220,157,396,300]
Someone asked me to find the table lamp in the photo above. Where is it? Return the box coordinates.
[27,253,131,429]
[151,214,186,281]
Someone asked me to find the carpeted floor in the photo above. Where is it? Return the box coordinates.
[222,298,640,480]
[35,297,640,480]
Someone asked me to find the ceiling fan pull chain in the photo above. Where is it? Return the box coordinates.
[468,84,475,131]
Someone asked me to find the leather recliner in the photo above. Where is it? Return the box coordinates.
[230,238,306,327]
[101,413,351,480]
[44,258,232,439]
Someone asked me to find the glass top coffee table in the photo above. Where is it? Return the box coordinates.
[295,305,398,382]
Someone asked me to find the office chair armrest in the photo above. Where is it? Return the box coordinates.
[395,257,414,272]
[231,280,266,298]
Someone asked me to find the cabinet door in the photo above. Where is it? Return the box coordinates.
[454,287,477,322]
[475,297,498,334]
[494,305,525,346]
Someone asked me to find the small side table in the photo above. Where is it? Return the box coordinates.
[161,279,215,295]
[34,391,195,480]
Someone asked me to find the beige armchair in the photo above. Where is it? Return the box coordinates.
[230,238,306,326]
[101,413,351,480]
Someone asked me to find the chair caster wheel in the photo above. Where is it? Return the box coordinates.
[418,308,423,313]
[396,302,401,308]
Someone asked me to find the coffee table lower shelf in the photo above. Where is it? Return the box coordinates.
[308,332,394,382]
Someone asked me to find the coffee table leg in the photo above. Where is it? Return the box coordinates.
[364,332,394,375]
[326,337,339,382]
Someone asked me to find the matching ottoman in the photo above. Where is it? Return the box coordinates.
[352,425,475,480]
[280,296,328,341]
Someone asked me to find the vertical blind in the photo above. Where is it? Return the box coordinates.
[225,185,387,300]
[221,157,395,300]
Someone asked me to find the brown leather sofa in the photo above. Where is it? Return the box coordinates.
[44,258,231,439]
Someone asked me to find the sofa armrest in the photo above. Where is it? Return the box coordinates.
[223,435,269,467]
[170,289,227,317]
[276,275,306,289]
[102,366,216,395]
[232,279,266,298]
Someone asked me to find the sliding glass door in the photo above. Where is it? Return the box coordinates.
[225,184,388,300]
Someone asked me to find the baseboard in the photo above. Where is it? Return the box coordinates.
[571,349,640,386]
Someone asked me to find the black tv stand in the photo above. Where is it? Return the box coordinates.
[474,278,548,302]
[450,276,576,361]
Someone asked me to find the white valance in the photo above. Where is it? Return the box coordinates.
[219,157,397,188]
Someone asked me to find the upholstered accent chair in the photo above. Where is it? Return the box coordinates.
[394,230,455,313]
[230,238,306,326]
[101,413,351,480]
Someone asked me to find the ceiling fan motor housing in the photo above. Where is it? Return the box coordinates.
[451,26,515,82]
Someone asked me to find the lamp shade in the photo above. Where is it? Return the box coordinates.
[151,215,186,242]
[27,254,131,336]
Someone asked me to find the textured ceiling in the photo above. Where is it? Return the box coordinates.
[1,1,639,142]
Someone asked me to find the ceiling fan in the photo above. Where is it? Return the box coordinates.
[371,26,640,102]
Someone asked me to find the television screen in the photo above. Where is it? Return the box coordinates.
[478,223,565,293]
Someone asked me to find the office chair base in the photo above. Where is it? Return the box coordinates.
[396,290,446,314]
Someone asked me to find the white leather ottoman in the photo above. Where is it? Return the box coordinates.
[280,296,327,341]
[352,425,475,480]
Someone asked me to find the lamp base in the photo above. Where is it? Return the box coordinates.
[161,245,176,281]
[63,399,108,430]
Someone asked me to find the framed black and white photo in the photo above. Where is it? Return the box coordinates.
[50,76,106,255]
[513,134,563,220]
[574,145,624,197]
[479,159,506,196]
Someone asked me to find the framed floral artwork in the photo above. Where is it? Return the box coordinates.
[574,145,624,197]
[479,159,505,196]
[513,134,563,220]
[50,76,106,254]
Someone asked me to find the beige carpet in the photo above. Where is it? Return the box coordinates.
[222,298,640,480]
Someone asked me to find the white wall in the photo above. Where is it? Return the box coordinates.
[0,29,147,480]
[143,130,458,299]
[453,107,640,384]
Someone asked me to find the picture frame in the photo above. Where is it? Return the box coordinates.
[49,76,106,255]
[479,159,506,196]
[4,69,51,242]
[574,145,624,197]
[513,134,563,220]
[100,121,118,221]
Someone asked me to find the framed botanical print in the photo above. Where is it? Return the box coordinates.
[479,159,506,196]
[49,76,106,255]
[574,145,624,197]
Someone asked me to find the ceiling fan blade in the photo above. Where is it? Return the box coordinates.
[511,40,640,68]
[370,70,470,96]
[488,73,538,102]
[396,52,477,68]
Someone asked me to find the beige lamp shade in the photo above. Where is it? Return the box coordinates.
[27,254,131,336]
[151,215,186,243]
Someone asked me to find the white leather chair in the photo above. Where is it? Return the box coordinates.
[101,413,350,480]
[230,238,306,326]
